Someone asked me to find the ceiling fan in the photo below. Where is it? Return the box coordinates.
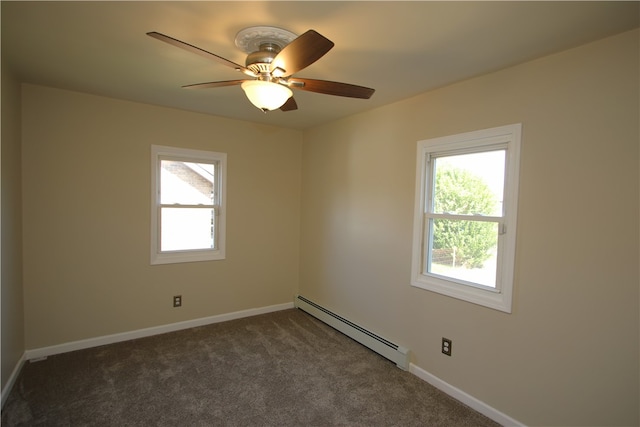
[147,26,375,112]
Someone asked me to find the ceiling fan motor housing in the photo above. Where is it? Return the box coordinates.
[245,43,280,76]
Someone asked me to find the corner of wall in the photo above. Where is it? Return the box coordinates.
[1,61,26,394]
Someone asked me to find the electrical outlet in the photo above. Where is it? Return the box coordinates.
[442,337,452,356]
[173,295,182,307]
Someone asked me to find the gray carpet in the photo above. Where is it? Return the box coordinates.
[2,309,499,426]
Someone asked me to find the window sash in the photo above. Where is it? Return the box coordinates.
[421,148,507,290]
[158,157,218,205]
[158,206,219,252]
[422,215,504,292]
[151,145,226,265]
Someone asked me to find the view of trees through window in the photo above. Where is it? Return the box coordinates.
[428,150,505,287]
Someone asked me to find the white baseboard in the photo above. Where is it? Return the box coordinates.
[25,302,294,361]
[409,363,525,427]
[1,351,26,409]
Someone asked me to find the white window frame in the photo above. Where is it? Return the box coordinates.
[151,145,226,265]
[411,124,521,313]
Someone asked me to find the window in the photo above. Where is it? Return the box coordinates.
[411,124,521,312]
[151,145,226,264]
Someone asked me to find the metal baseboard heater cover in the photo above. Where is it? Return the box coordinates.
[295,295,409,370]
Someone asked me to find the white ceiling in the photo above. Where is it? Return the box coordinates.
[3,1,638,130]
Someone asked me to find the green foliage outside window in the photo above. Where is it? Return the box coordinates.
[433,167,498,269]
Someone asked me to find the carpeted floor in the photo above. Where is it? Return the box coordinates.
[2,309,499,426]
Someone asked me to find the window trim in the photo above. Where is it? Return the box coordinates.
[150,145,227,265]
[410,124,521,313]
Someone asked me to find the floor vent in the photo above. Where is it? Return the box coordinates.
[295,295,409,370]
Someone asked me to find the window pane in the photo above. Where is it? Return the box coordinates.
[433,150,505,216]
[161,160,215,205]
[427,218,498,288]
[161,208,215,251]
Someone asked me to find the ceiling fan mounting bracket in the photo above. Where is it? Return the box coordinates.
[235,26,297,54]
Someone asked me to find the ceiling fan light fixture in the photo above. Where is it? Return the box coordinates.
[241,80,292,111]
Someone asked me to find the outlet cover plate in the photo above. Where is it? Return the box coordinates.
[442,337,452,356]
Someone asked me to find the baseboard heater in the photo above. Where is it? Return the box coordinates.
[294,295,409,370]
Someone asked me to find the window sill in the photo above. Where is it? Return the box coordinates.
[151,249,225,265]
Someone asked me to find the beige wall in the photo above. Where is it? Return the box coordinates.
[1,63,25,390]
[299,29,639,426]
[21,86,302,349]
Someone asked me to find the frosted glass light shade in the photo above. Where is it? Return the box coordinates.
[241,80,292,111]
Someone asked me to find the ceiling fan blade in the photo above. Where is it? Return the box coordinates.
[182,80,246,89]
[147,32,255,76]
[288,78,375,99]
[280,97,298,111]
[270,30,334,77]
